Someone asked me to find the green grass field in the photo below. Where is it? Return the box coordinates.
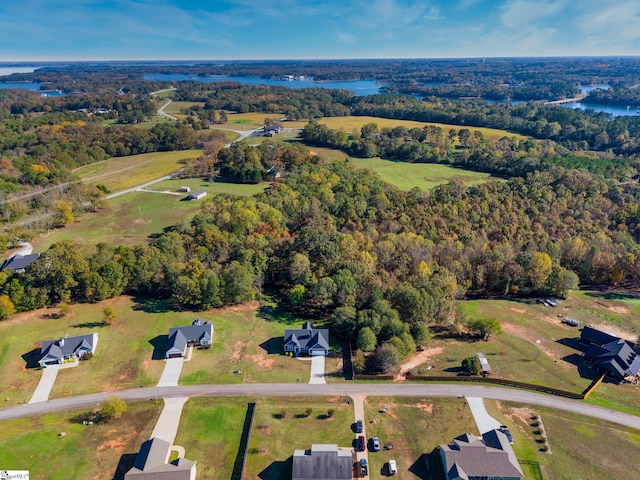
[31,181,268,250]
[163,101,205,115]
[363,397,476,479]
[0,298,329,404]
[485,400,640,480]
[74,150,203,192]
[348,157,499,191]
[245,396,355,480]
[0,401,162,479]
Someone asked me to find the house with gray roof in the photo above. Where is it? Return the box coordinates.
[581,326,640,382]
[38,333,98,367]
[284,322,329,356]
[125,437,196,480]
[439,429,523,480]
[292,444,353,480]
[166,319,213,358]
[1,253,40,273]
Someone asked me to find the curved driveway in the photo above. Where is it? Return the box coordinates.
[2,383,639,430]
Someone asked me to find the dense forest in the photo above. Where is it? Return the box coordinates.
[2,155,640,370]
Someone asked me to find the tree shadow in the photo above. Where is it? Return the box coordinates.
[443,366,466,373]
[112,453,138,480]
[72,321,109,328]
[584,290,640,301]
[258,304,301,325]
[149,335,169,360]
[258,457,292,480]
[132,296,173,314]
[22,348,41,369]
[259,337,284,354]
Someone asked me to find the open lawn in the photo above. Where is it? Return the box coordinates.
[363,397,476,480]
[348,157,499,191]
[174,397,247,480]
[484,400,640,480]
[74,149,203,192]
[0,298,335,404]
[245,396,355,480]
[163,101,205,115]
[30,180,268,250]
[0,401,162,480]
[284,115,528,140]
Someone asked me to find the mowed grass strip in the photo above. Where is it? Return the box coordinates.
[348,157,498,191]
[174,397,247,480]
[364,397,476,480]
[74,149,203,192]
[244,396,355,480]
[0,401,162,480]
[485,400,640,480]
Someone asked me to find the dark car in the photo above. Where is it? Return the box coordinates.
[359,458,368,476]
[355,419,363,433]
[499,425,514,444]
[356,435,366,452]
[371,436,381,452]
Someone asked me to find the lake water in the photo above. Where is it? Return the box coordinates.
[144,73,383,96]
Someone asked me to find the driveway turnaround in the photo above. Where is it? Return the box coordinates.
[466,396,502,434]
[150,397,189,444]
[28,365,61,404]
[157,358,184,387]
[309,355,326,384]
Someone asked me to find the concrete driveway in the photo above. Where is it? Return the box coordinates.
[350,395,369,469]
[28,365,60,404]
[466,396,502,433]
[157,358,184,387]
[309,355,326,384]
[150,397,189,444]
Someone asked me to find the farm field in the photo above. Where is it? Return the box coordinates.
[348,157,499,191]
[363,396,475,480]
[163,101,205,119]
[485,400,640,480]
[244,396,355,480]
[74,149,203,192]
[0,297,330,405]
[30,180,268,250]
[0,401,162,480]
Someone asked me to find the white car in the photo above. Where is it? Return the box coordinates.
[388,460,397,475]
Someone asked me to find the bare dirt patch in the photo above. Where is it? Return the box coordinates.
[510,307,527,314]
[593,323,637,342]
[501,323,565,363]
[395,346,444,381]
[413,403,434,414]
[209,301,260,314]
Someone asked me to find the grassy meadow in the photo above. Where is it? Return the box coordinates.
[245,396,355,480]
[0,401,162,480]
[348,157,499,191]
[0,297,329,405]
[363,397,476,479]
[485,400,640,480]
[74,149,203,192]
[31,180,269,251]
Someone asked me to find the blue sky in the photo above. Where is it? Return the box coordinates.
[1,0,639,61]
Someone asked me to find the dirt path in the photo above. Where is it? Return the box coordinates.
[395,347,444,381]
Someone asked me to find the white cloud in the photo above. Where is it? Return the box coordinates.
[500,0,566,28]
[338,32,357,43]
[458,0,482,8]
[575,1,640,41]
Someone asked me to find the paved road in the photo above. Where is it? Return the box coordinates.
[2,383,640,430]
[157,100,178,120]
[466,396,501,434]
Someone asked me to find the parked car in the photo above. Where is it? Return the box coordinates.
[499,425,514,443]
[371,436,381,451]
[388,459,397,475]
[359,458,368,476]
[355,419,363,433]
[356,435,366,452]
